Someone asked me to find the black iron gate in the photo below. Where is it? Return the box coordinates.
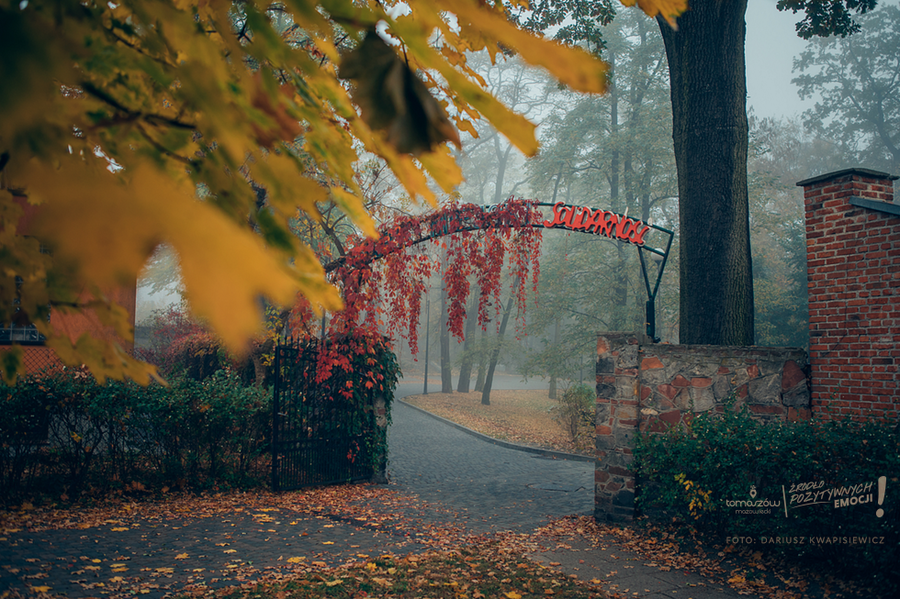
[272,339,378,491]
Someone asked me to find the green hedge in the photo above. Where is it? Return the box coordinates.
[633,401,899,593]
[0,368,271,503]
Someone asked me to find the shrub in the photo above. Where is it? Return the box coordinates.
[0,368,271,503]
[552,383,595,451]
[633,399,899,593]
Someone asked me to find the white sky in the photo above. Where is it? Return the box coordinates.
[745,0,814,121]
[745,0,899,121]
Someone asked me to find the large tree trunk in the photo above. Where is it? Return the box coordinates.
[457,292,478,393]
[440,280,453,393]
[481,285,517,406]
[474,327,487,393]
[658,1,755,346]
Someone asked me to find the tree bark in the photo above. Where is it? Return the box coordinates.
[658,1,755,345]
[440,268,453,394]
[457,292,479,393]
[474,327,486,393]
[481,285,517,406]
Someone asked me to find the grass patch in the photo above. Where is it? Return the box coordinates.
[404,390,590,455]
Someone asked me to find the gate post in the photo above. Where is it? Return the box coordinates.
[594,333,640,521]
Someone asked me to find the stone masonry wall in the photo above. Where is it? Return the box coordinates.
[798,168,900,422]
[594,334,639,522]
[639,344,810,430]
[595,334,809,522]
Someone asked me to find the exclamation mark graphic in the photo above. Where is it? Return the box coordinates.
[876,476,886,518]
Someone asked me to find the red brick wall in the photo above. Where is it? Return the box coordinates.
[798,168,900,422]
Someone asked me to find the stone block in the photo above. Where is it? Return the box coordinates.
[759,359,783,377]
[640,368,669,387]
[595,404,610,421]
[782,380,810,408]
[689,385,716,411]
[641,356,665,370]
[657,383,678,401]
[596,381,616,398]
[713,375,732,401]
[640,385,652,402]
[615,377,638,399]
[597,357,615,374]
[782,359,806,390]
[597,336,610,355]
[612,489,635,508]
[748,374,781,404]
[596,435,615,450]
[617,406,638,422]
[659,409,682,425]
[614,427,635,448]
[618,344,639,369]
[672,374,690,387]
[606,451,633,470]
[674,388,693,411]
[731,369,750,388]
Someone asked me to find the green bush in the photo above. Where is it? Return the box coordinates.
[0,368,271,503]
[552,383,595,451]
[633,400,899,593]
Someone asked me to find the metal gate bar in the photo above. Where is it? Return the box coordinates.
[272,339,376,491]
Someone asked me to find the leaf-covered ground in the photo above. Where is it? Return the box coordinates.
[2,389,887,599]
[1,484,885,599]
[403,390,590,455]
[0,486,606,599]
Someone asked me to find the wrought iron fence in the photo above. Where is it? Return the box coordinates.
[271,338,379,491]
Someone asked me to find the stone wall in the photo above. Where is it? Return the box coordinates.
[639,344,810,429]
[798,168,900,422]
[594,334,809,521]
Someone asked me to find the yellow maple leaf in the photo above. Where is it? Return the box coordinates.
[325,580,344,587]
[25,159,340,355]
[287,557,305,563]
[619,0,688,29]
[505,592,523,599]
[110,527,129,532]
[175,553,188,560]
[30,587,51,594]
[442,0,608,95]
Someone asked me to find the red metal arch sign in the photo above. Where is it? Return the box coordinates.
[539,201,652,247]
[325,198,674,341]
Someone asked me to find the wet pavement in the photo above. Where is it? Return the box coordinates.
[1,376,773,598]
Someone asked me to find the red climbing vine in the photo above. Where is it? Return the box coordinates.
[290,198,543,357]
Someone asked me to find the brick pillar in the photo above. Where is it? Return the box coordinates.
[595,333,639,521]
[797,168,900,422]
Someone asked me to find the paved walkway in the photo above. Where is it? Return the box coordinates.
[1,376,765,599]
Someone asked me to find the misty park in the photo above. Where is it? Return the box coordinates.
[1,1,898,598]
